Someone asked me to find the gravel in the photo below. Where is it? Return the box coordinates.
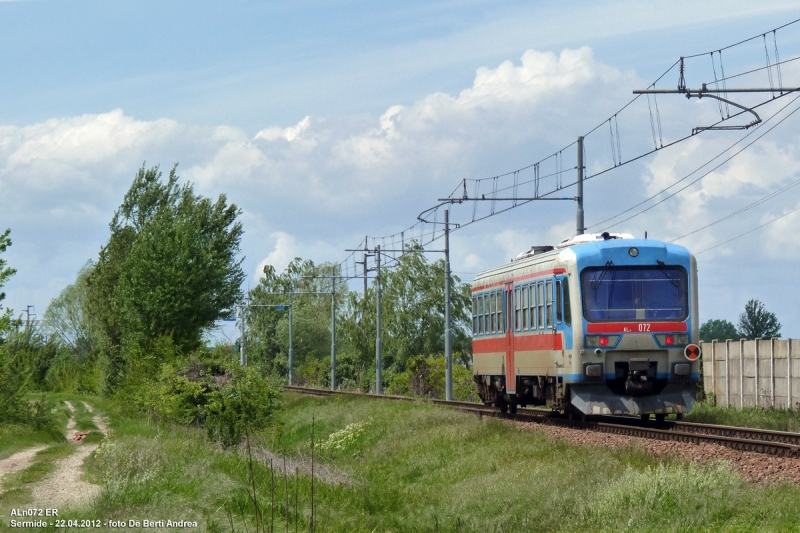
[507,419,800,484]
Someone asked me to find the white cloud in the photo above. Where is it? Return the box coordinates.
[255,232,299,281]
[1,45,799,335]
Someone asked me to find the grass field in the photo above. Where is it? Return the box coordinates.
[686,397,800,432]
[0,392,782,532]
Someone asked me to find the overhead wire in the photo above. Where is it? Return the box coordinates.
[695,205,800,255]
[340,17,800,272]
[670,175,800,242]
[587,90,800,230]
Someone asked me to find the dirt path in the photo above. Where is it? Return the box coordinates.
[64,400,78,440]
[0,446,49,482]
[29,400,110,510]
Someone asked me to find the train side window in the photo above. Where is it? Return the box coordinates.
[489,292,496,334]
[497,290,504,334]
[472,296,477,335]
[478,294,484,335]
[484,293,490,335]
[537,282,545,329]
[546,279,553,328]
[556,279,563,324]
[528,285,535,330]
[522,284,529,330]
[514,287,520,331]
[563,277,571,326]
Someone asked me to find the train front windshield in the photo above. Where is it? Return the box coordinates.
[581,266,688,321]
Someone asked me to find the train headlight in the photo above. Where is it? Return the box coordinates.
[656,334,689,347]
[628,247,639,257]
[586,335,619,348]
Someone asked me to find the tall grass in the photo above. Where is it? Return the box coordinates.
[687,397,800,432]
[25,393,800,531]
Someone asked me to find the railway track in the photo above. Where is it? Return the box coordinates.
[283,385,800,458]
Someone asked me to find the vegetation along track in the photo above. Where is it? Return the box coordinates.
[283,385,800,458]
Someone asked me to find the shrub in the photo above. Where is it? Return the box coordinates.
[205,366,282,447]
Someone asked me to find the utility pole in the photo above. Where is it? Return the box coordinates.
[24,305,34,331]
[239,300,247,366]
[331,270,337,391]
[288,287,294,385]
[444,209,453,401]
[375,245,383,394]
[577,135,584,236]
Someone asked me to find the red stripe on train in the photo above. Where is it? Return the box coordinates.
[472,268,567,292]
[586,322,687,333]
[473,333,563,352]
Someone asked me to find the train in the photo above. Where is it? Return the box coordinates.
[471,232,701,421]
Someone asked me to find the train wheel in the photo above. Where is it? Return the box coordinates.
[496,398,509,413]
[676,413,684,421]
[655,413,666,423]
[509,403,518,415]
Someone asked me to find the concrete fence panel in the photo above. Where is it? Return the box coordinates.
[702,339,799,410]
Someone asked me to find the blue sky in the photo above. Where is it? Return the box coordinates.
[1,1,800,337]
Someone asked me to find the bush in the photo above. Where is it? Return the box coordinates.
[387,355,479,401]
[205,366,281,447]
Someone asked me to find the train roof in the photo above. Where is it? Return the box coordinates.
[473,237,693,287]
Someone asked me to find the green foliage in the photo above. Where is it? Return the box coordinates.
[686,397,800,432]
[376,244,472,373]
[0,228,16,337]
[205,366,282,447]
[247,258,341,380]
[699,318,739,342]
[43,260,103,356]
[247,244,473,392]
[387,355,479,401]
[738,298,781,340]
[85,164,245,393]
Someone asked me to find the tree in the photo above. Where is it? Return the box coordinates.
[337,242,473,389]
[247,258,341,382]
[699,319,739,343]
[86,164,245,391]
[737,299,781,340]
[0,229,17,337]
[43,261,103,357]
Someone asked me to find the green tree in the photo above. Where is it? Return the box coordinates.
[699,319,739,343]
[378,244,472,373]
[247,258,341,383]
[337,243,472,389]
[86,164,245,392]
[43,261,103,357]
[0,229,17,337]
[737,299,781,340]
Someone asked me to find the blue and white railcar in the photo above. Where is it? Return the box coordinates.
[471,233,700,419]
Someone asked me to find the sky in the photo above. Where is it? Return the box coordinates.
[1,0,800,339]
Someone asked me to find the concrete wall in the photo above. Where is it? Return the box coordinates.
[701,339,799,409]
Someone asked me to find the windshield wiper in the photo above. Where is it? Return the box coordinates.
[657,260,680,289]
[591,261,614,293]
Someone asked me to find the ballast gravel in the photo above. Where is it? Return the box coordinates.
[506,419,800,484]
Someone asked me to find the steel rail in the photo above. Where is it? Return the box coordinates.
[282,386,800,457]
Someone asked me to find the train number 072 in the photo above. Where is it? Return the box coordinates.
[638,323,651,332]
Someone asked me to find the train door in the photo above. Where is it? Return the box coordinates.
[505,282,515,393]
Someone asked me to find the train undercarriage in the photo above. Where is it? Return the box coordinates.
[474,373,694,421]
